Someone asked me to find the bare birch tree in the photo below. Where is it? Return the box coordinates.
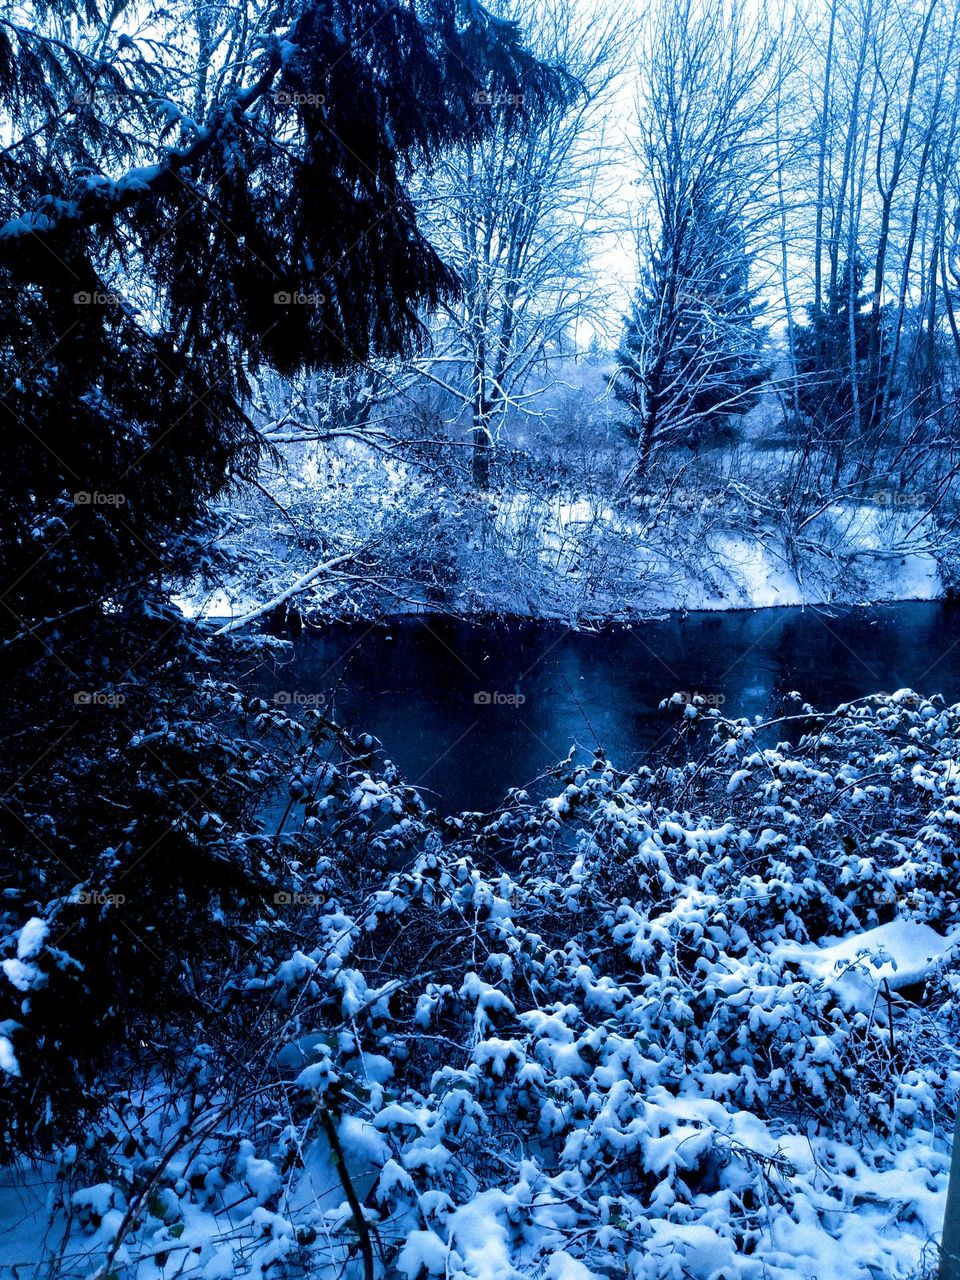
[610,0,782,480]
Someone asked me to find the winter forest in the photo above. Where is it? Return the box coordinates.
[6,0,960,1275]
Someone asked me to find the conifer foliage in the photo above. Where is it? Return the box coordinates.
[793,256,888,455]
[0,0,573,618]
[0,0,569,1154]
[607,0,774,482]
[611,203,768,472]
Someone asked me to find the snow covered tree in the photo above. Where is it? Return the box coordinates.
[794,256,889,469]
[0,0,570,1153]
[0,0,572,621]
[410,0,626,488]
[612,203,768,473]
[609,0,774,485]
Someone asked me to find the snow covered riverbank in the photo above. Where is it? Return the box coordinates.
[178,483,947,628]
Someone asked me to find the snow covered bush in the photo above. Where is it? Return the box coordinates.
[7,690,958,1279]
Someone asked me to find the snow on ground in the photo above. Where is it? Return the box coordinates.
[174,489,945,626]
[172,583,260,622]
[777,920,960,1008]
[0,1122,947,1280]
[675,532,807,610]
[626,501,941,613]
[0,1163,56,1277]
[6,688,957,1280]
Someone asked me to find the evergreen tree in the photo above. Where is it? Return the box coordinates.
[611,204,768,479]
[0,0,570,1153]
[794,256,888,457]
[0,0,573,622]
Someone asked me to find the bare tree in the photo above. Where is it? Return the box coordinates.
[781,0,960,494]
[411,0,631,488]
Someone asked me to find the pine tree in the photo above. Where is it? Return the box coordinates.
[0,0,571,1154]
[794,256,887,457]
[611,204,768,479]
[0,0,574,623]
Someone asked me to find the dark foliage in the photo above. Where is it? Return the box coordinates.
[610,205,768,474]
[794,256,888,450]
[0,0,570,1153]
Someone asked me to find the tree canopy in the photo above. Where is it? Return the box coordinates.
[0,0,572,1154]
[0,0,575,621]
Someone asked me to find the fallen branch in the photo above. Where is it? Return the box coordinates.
[213,551,358,634]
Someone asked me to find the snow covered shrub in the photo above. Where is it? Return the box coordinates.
[239,691,956,1279]
[0,615,430,1156]
[6,691,958,1279]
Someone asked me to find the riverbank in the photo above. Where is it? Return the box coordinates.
[179,489,947,629]
[3,691,956,1280]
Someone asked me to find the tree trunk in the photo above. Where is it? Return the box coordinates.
[472,397,493,490]
[814,0,838,358]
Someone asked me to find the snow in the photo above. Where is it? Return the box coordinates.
[72,1182,119,1216]
[657,506,941,613]
[643,1221,737,1279]
[3,692,959,1280]
[16,918,48,959]
[172,585,260,621]
[0,1036,19,1076]
[447,1191,516,1280]
[544,1252,601,1280]
[705,533,805,609]
[237,1141,282,1204]
[111,162,163,192]
[338,1114,390,1170]
[175,481,946,626]
[776,920,960,1006]
[201,1245,236,1279]
[397,1228,450,1278]
[1,958,45,992]
[0,1167,55,1272]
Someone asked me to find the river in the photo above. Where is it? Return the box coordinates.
[258,601,960,814]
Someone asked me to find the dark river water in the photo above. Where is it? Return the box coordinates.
[257,601,960,814]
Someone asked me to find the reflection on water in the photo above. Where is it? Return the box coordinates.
[258,602,960,814]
